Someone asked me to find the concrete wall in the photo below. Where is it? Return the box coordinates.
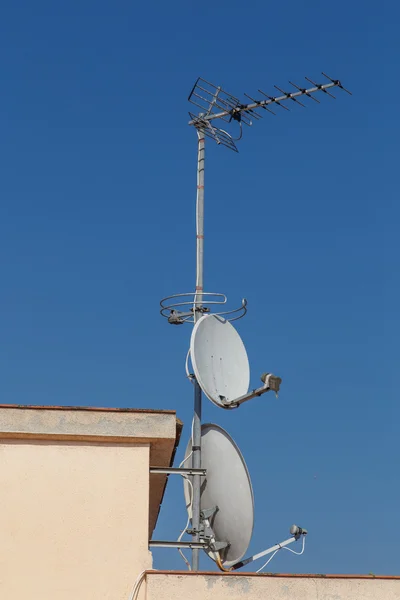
[0,405,180,600]
[0,440,151,599]
[145,572,400,600]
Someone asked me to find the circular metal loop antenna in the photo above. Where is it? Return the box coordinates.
[183,423,254,567]
[160,292,247,324]
[190,314,250,408]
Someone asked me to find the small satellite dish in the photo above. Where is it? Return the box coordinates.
[183,423,254,567]
[190,314,250,408]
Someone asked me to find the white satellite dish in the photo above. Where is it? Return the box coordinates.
[183,423,254,567]
[190,314,250,408]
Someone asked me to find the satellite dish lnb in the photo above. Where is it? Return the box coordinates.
[290,524,308,538]
[183,423,254,567]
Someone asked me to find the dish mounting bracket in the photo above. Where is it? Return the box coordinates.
[200,506,230,553]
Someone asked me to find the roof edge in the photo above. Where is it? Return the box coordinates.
[146,570,400,580]
[0,404,176,414]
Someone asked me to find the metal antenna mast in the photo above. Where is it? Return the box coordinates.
[160,72,351,570]
[192,129,205,571]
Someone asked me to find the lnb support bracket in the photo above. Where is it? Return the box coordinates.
[219,373,282,409]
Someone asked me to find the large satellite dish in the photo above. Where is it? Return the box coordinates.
[190,314,250,408]
[183,423,254,567]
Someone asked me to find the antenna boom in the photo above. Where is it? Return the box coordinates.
[189,81,341,126]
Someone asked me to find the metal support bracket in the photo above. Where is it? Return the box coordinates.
[200,507,218,520]
[186,528,205,536]
[200,506,229,553]
[149,540,208,549]
[168,307,210,325]
[150,467,207,476]
[220,374,282,408]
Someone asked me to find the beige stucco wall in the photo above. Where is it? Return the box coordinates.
[0,406,180,600]
[0,440,151,599]
[145,572,400,600]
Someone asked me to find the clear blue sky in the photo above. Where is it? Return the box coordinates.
[1,0,398,576]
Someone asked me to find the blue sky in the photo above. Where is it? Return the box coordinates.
[1,0,398,576]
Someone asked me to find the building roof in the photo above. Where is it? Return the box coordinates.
[0,403,182,535]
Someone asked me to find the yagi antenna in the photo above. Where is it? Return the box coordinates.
[187,73,352,151]
[156,71,351,571]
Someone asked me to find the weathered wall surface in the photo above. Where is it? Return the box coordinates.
[145,572,400,600]
[0,405,180,600]
[0,440,152,599]
[0,405,181,537]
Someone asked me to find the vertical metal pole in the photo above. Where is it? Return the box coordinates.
[191,129,205,571]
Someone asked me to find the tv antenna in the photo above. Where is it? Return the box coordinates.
[156,72,351,571]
